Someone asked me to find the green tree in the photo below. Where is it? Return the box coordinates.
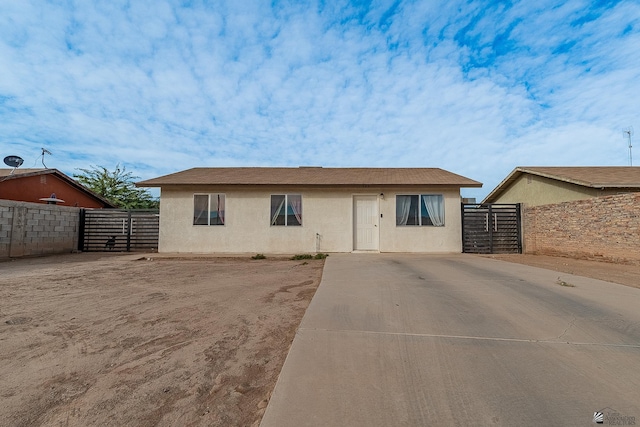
[74,165,159,209]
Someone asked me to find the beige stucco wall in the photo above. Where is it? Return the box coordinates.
[492,174,623,206]
[158,186,464,254]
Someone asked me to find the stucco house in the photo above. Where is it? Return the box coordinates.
[137,167,482,254]
[0,168,115,208]
[482,166,640,206]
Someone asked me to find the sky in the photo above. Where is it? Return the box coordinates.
[1,0,639,200]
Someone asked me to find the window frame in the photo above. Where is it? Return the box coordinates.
[395,194,445,227]
[270,194,303,227]
[193,193,226,226]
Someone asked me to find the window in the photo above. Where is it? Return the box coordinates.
[193,194,225,225]
[396,195,445,226]
[271,194,302,226]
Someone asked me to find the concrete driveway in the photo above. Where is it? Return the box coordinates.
[261,254,640,427]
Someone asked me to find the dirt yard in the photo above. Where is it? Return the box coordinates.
[482,254,640,289]
[2,252,637,427]
[0,253,324,427]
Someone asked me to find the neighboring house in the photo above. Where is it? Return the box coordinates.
[482,166,640,206]
[0,168,116,208]
[137,167,482,254]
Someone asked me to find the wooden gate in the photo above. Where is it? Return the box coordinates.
[79,209,159,252]
[462,204,522,254]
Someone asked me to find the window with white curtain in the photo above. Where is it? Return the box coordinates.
[193,194,225,225]
[396,194,445,226]
[270,194,302,226]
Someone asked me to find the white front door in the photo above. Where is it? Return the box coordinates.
[353,196,379,251]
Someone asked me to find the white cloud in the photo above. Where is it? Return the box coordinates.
[0,0,638,201]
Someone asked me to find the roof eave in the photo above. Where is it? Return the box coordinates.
[48,170,117,208]
[517,167,596,188]
[137,182,482,188]
[482,167,523,204]
[590,184,640,189]
[1,169,117,208]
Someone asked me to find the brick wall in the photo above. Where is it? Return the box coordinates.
[523,193,640,265]
[0,200,80,259]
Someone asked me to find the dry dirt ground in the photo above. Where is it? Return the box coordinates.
[0,253,324,427]
[481,254,640,289]
[2,252,637,427]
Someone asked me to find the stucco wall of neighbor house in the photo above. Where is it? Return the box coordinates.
[0,199,80,258]
[523,192,640,265]
[493,174,622,206]
[157,186,463,254]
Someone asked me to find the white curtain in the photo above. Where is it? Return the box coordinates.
[216,194,225,225]
[271,197,285,225]
[422,195,445,226]
[396,195,412,225]
[193,195,208,225]
[288,195,302,225]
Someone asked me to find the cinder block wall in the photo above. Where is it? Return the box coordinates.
[523,193,640,265]
[0,200,80,259]
[0,203,12,256]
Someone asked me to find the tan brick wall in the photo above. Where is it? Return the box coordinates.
[523,193,640,265]
[0,200,80,259]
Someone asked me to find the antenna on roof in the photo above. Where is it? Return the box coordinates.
[41,148,52,169]
[623,127,633,166]
[4,155,24,175]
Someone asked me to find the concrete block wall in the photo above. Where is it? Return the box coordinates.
[0,204,13,257]
[523,193,640,265]
[0,200,80,259]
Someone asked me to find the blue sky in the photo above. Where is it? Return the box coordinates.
[1,0,639,200]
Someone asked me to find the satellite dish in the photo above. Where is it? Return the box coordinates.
[4,155,24,168]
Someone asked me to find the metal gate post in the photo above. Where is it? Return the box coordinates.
[488,204,494,253]
[78,209,86,252]
[126,210,132,252]
[516,203,522,253]
[461,203,465,253]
